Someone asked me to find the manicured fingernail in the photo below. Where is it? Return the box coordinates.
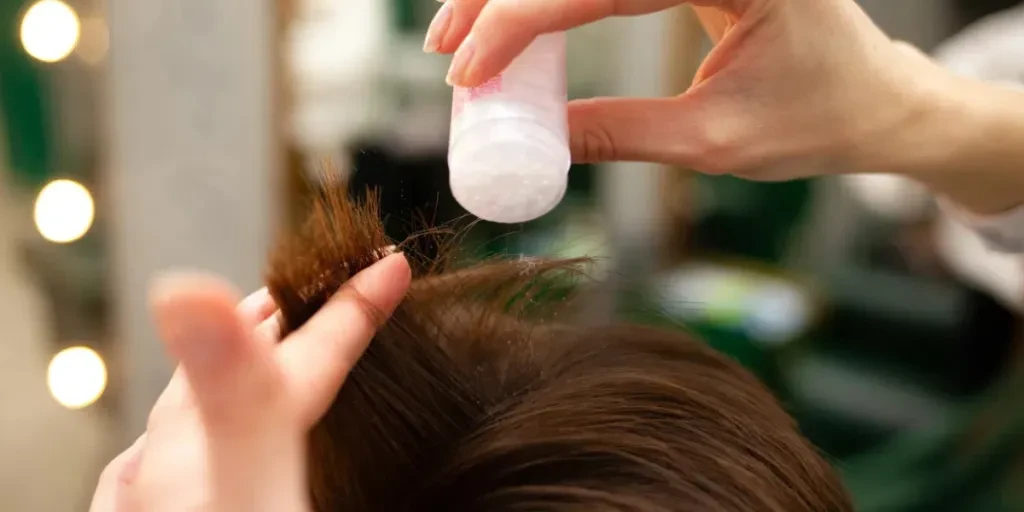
[423,1,452,53]
[446,33,476,86]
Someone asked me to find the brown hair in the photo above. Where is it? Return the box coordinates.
[265,184,852,512]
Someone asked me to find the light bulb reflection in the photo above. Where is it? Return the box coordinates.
[47,346,107,410]
[34,179,95,243]
[20,0,80,63]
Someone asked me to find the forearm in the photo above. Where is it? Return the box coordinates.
[860,72,1024,215]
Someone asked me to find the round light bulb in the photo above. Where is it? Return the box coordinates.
[34,179,95,243]
[20,0,81,63]
[47,346,107,410]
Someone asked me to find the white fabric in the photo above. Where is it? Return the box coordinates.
[940,199,1024,254]
[935,211,1024,309]
[933,5,1024,254]
[934,4,1024,83]
[928,5,1024,308]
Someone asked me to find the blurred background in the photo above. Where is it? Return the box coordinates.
[3,0,1024,510]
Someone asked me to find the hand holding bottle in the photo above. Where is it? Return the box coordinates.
[425,0,1024,215]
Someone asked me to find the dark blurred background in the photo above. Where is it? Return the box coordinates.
[3,0,1024,510]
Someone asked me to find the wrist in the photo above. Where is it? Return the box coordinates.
[854,66,1024,215]
[915,77,1024,215]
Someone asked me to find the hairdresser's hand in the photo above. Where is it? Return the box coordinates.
[424,0,988,189]
[89,253,412,512]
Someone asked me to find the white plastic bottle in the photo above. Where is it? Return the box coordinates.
[448,33,571,224]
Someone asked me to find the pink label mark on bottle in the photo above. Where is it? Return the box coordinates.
[452,75,504,121]
[469,75,503,99]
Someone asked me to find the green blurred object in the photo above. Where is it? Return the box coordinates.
[841,367,1024,512]
[663,172,1024,511]
[632,258,1024,512]
[691,175,813,262]
[0,0,54,187]
[391,0,418,33]
[624,259,823,396]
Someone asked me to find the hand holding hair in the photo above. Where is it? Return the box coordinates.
[93,184,852,511]
[427,0,1024,216]
[88,254,411,512]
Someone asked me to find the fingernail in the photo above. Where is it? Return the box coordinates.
[237,286,269,315]
[446,33,476,86]
[423,1,452,53]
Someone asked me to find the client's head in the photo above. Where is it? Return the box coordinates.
[264,185,852,512]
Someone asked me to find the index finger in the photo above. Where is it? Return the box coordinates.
[276,253,412,427]
[441,0,749,87]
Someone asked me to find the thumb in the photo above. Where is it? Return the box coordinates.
[150,273,278,427]
[568,96,704,167]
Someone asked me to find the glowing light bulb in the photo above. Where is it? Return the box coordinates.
[34,179,95,243]
[20,0,81,63]
[47,346,107,410]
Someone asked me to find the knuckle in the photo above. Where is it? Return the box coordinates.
[691,121,747,176]
[485,0,531,23]
[334,283,386,330]
[300,285,383,369]
[573,124,618,163]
